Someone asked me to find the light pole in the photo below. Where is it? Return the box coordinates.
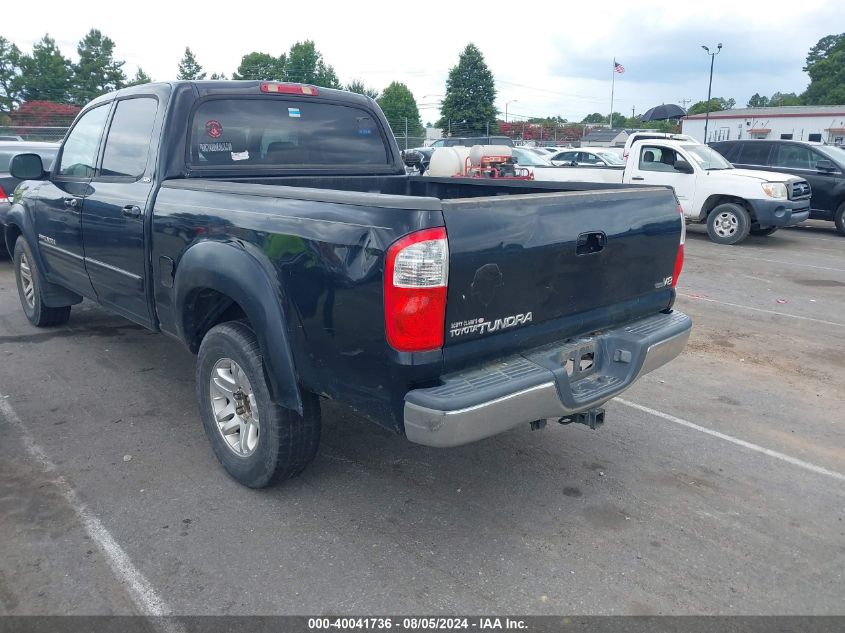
[701,43,722,144]
[505,99,518,123]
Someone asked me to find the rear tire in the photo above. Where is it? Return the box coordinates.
[750,226,778,237]
[13,237,71,327]
[196,321,321,488]
[834,202,845,236]
[706,203,751,245]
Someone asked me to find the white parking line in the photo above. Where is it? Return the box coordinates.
[616,398,845,483]
[677,293,845,329]
[0,396,183,631]
[687,250,845,273]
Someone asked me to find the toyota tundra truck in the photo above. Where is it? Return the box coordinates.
[2,81,690,487]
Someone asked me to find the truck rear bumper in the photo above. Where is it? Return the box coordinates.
[404,311,691,447]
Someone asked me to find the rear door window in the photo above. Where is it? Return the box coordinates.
[101,98,158,178]
[189,98,389,168]
[736,142,772,166]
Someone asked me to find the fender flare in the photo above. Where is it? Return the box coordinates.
[173,240,302,413]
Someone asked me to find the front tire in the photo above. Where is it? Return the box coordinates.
[707,203,751,245]
[197,321,321,488]
[13,237,71,327]
[834,202,845,236]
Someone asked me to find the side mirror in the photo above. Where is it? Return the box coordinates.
[402,150,423,168]
[674,158,694,174]
[10,153,46,180]
[816,159,837,172]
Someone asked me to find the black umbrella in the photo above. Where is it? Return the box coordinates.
[640,104,687,121]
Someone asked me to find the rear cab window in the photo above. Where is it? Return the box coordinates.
[736,142,772,166]
[189,98,390,170]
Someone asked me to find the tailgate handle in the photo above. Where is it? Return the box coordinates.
[576,231,607,256]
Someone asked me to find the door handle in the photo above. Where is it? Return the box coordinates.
[631,176,645,181]
[122,205,142,219]
[63,197,79,208]
[576,231,607,255]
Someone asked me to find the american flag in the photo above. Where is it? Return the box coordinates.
[614,60,625,73]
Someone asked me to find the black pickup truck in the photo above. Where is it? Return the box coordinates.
[3,81,691,487]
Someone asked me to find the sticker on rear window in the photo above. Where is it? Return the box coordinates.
[288,107,301,118]
[205,120,223,138]
[199,142,232,153]
[232,151,249,161]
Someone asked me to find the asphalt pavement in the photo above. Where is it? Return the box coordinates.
[0,221,843,616]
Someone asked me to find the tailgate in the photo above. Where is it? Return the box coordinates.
[441,187,681,348]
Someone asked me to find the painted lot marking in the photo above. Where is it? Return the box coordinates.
[0,396,183,631]
[677,292,845,329]
[687,249,845,274]
[616,398,845,484]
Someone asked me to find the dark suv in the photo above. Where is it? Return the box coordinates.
[711,139,845,235]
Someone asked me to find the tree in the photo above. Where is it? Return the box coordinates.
[285,40,340,88]
[377,81,424,139]
[209,72,228,80]
[233,52,285,80]
[17,35,72,103]
[70,29,127,105]
[127,68,152,86]
[10,100,81,131]
[769,91,801,106]
[802,34,845,104]
[581,113,607,124]
[747,93,770,108]
[345,79,379,99]
[437,43,497,135]
[177,47,206,80]
[687,97,734,115]
[0,36,23,112]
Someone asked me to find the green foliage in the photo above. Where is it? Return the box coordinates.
[581,113,607,124]
[345,79,379,100]
[687,97,735,115]
[769,91,801,106]
[747,93,769,108]
[377,82,424,137]
[0,36,22,111]
[285,40,340,88]
[802,34,845,104]
[233,52,285,81]
[127,68,152,86]
[17,35,73,102]
[177,47,206,80]
[209,72,228,80]
[436,43,497,134]
[70,29,126,105]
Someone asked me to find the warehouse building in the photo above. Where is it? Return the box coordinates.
[682,106,845,145]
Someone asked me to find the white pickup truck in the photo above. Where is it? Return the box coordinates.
[536,140,812,244]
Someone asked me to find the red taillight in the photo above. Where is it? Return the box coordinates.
[0,184,7,201]
[672,204,685,288]
[384,227,449,352]
[260,82,318,96]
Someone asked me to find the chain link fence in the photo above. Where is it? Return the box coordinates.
[0,126,69,142]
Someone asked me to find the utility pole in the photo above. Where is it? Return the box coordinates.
[701,44,723,143]
[679,98,692,109]
[404,118,408,150]
[631,105,635,120]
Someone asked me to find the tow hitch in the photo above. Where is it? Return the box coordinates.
[558,407,606,430]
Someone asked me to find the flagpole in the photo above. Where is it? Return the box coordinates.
[610,58,616,128]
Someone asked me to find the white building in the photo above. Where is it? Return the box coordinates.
[682,106,845,145]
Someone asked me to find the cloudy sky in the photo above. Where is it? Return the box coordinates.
[8,0,843,123]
